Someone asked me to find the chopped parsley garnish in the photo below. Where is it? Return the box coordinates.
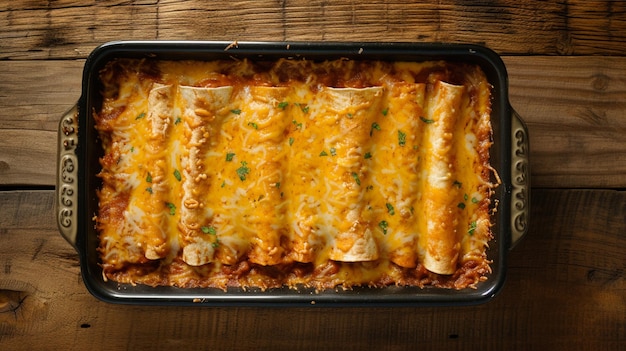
[364,152,372,159]
[398,130,407,146]
[378,220,389,235]
[278,101,289,109]
[351,172,361,186]
[201,226,217,235]
[471,197,479,204]
[346,113,353,119]
[319,150,328,157]
[135,112,146,120]
[288,137,295,146]
[146,172,152,183]
[211,239,220,249]
[173,169,182,181]
[248,122,258,129]
[370,122,381,136]
[292,120,303,130]
[329,147,337,156]
[386,203,395,215]
[146,187,153,194]
[420,116,434,124]
[458,202,466,210]
[230,109,242,115]
[453,180,463,189]
[382,108,388,116]
[166,202,176,216]
[295,103,309,113]
[226,152,235,162]
[174,117,182,125]
[468,221,477,235]
[236,161,250,181]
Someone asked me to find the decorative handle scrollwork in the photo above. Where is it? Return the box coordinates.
[56,105,79,249]
[510,109,530,249]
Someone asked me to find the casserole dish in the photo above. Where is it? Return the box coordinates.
[56,41,529,306]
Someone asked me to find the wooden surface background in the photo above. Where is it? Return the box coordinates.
[1,1,624,350]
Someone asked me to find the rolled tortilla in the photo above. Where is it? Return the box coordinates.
[372,82,426,268]
[419,80,465,275]
[178,85,233,266]
[239,86,290,266]
[141,83,176,260]
[320,87,384,262]
[285,90,324,263]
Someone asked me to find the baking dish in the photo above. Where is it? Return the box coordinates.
[56,41,529,306]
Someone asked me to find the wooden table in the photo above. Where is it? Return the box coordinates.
[1,1,624,350]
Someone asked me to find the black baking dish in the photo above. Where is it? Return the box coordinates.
[56,41,529,306]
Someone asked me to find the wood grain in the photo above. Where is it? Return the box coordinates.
[0,189,624,350]
[1,0,625,59]
[1,57,625,188]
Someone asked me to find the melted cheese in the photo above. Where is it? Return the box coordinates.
[95,58,496,290]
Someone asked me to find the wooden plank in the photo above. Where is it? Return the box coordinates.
[0,60,83,131]
[0,130,57,187]
[1,0,625,59]
[504,56,626,189]
[1,56,625,188]
[0,189,624,350]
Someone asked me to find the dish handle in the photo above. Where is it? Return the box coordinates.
[56,104,79,251]
[510,108,530,249]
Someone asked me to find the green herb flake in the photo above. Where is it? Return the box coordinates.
[330,147,337,156]
[146,172,153,183]
[288,137,295,146]
[230,109,242,115]
[319,150,328,157]
[135,112,146,120]
[386,203,395,215]
[292,120,303,130]
[173,169,182,182]
[453,180,463,189]
[468,221,477,235]
[226,152,235,162]
[351,172,361,186]
[211,239,220,249]
[458,202,466,210]
[236,161,250,181]
[420,116,435,124]
[378,220,389,235]
[166,202,176,216]
[146,187,153,194]
[278,101,289,109]
[398,130,407,146]
[382,108,389,116]
[174,117,182,125]
[221,180,226,188]
[346,113,353,119]
[471,197,479,204]
[364,152,372,159]
[295,103,309,113]
[130,146,135,153]
[248,122,258,129]
[370,122,381,136]
[201,226,217,235]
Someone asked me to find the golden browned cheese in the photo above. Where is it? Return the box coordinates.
[94,58,496,290]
